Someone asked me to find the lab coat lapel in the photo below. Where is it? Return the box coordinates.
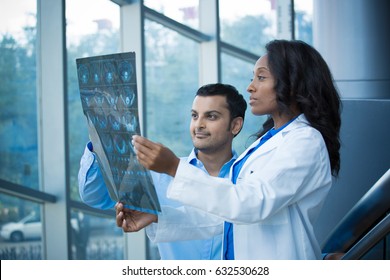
[248,132,282,161]
[235,114,307,171]
[230,132,281,177]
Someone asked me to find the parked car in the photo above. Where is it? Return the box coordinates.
[0,211,121,243]
[0,212,41,242]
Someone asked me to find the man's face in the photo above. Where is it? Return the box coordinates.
[190,95,235,153]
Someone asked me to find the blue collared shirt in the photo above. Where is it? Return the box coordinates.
[78,143,237,260]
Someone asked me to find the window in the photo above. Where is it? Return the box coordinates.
[0,0,42,260]
[0,194,43,260]
[69,209,123,260]
[66,0,120,202]
[294,0,313,44]
[65,0,124,260]
[144,0,199,29]
[220,0,278,54]
[145,19,199,156]
[0,0,38,190]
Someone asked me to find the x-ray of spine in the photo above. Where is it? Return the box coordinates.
[77,52,161,214]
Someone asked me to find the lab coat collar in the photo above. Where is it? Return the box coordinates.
[235,113,308,163]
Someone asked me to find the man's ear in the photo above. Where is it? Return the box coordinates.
[231,117,244,136]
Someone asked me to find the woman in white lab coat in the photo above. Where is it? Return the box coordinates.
[126,39,342,259]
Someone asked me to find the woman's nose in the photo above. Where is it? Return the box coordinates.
[246,80,254,93]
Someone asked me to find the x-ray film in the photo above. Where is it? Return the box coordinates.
[76,52,161,214]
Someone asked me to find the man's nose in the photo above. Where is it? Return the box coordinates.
[195,117,206,128]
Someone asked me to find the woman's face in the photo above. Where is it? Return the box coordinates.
[246,54,279,117]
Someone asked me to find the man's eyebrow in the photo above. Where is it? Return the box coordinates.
[191,109,222,115]
[204,110,222,115]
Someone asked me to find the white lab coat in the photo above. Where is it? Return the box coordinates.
[152,114,332,259]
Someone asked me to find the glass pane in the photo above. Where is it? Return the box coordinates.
[0,0,38,189]
[221,53,266,155]
[70,209,123,260]
[144,0,199,29]
[219,0,285,54]
[0,193,43,259]
[294,0,313,44]
[66,0,120,201]
[145,19,198,157]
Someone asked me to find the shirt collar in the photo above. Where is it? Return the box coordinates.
[187,148,238,177]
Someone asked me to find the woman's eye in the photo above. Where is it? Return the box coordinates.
[258,76,265,81]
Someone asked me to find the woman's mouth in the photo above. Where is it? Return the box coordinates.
[249,98,257,105]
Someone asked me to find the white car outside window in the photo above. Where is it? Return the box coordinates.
[0,212,42,242]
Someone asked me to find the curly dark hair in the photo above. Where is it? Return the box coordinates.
[256,40,342,176]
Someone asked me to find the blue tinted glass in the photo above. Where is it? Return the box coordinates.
[66,0,120,201]
[145,19,198,157]
[0,193,43,260]
[0,0,38,189]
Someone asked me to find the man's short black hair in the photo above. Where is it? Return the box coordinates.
[196,83,247,121]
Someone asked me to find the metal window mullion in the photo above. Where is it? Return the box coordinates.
[120,2,148,260]
[144,6,211,43]
[0,179,56,204]
[69,200,116,218]
[37,0,68,260]
[220,42,260,64]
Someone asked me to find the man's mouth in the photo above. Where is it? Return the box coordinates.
[194,132,209,138]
